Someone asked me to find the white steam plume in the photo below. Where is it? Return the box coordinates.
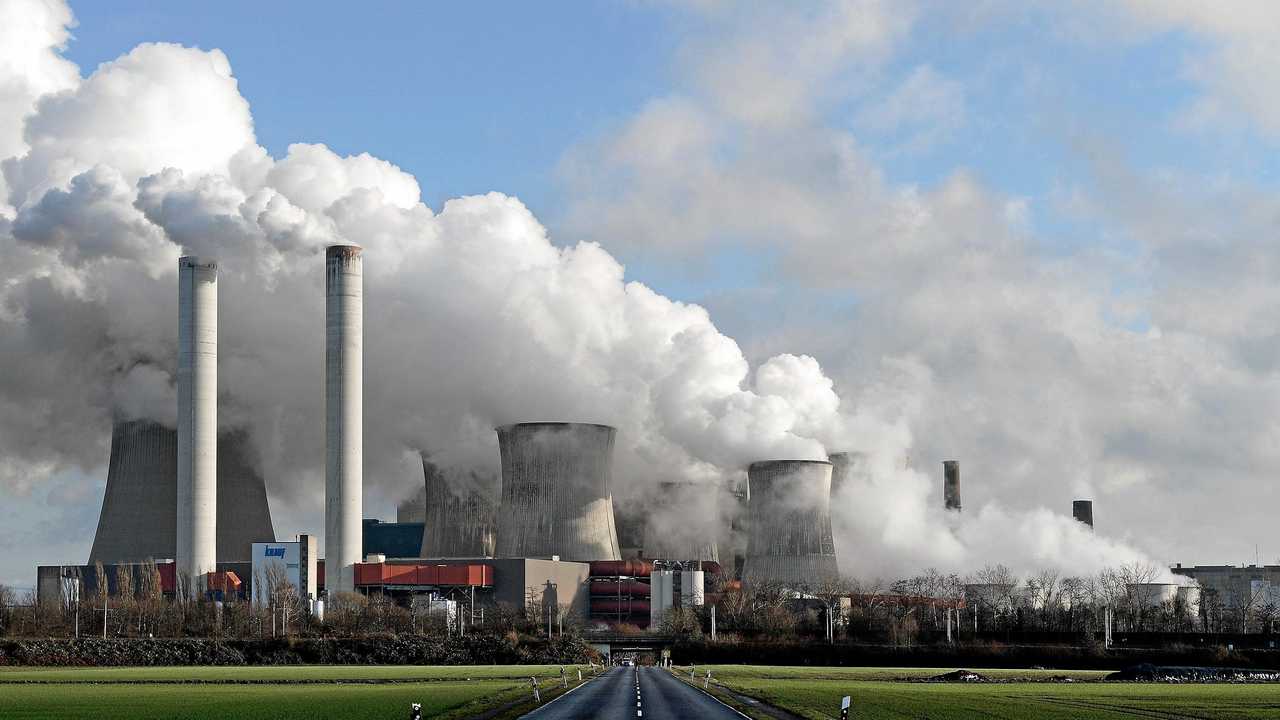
[0,0,1159,579]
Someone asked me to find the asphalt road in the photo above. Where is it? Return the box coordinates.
[520,666,743,719]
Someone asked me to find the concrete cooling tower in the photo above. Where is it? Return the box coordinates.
[642,481,719,562]
[420,457,496,558]
[495,422,621,561]
[89,419,275,564]
[742,460,839,587]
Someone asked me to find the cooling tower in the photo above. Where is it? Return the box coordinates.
[742,460,839,587]
[420,457,496,557]
[824,448,865,566]
[943,460,961,511]
[495,422,621,561]
[325,245,363,594]
[89,420,275,564]
[642,481,719,562]
[177,256,218,586]
[397,486,427,524]
[1073,499,1094,529]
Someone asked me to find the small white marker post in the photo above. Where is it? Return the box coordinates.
[840,695,851,720]
[704,669,711,689]
[578,669,583,682]
[530,677,541,704]
[690,666,695,681]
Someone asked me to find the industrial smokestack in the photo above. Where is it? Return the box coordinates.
[325,245,363,594]
[1073,499,1094,529]
[943,460,961,511]
[177,256,217,590]
[742,460,839,587]
[495,422,621,561]
[420,456,496,558]
[90,419,275,565]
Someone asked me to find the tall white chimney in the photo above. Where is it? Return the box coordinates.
[177,256,218,591]
[325,245,363,594]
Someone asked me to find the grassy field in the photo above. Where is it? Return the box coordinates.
[679,665,1280,719]
[0,664,592,719]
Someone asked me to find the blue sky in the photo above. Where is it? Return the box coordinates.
[8,1,1280,587]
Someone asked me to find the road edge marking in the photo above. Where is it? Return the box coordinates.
[666,668,751,720]
[518,666,604,718]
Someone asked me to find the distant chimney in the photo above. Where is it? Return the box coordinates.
[1073,499,1094,529]
[943,461,961,511]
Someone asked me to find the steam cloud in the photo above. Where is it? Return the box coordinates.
[0,0,1157,579]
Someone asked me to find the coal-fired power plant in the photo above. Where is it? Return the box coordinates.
[1073,499,1095,529]
[177,256,218,587]
[642,481,720,562]
[90,420,275,565]
[420,456,496,557]
[943,460,961,511]
[326,245,364,595]
[742,460,839,586]
[495,422,621,561]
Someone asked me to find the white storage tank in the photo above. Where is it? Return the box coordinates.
[650,570,674,626]
[680,570,705,607]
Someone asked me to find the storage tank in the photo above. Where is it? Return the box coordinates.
[494,422,621,561]
[680,569,705,607]
[642,481,719,561]
[650,570,674,626]
[742,460,839,587]
[420,456,496,557]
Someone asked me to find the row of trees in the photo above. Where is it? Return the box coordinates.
[6,560,1277,642]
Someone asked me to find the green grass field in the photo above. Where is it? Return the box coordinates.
[0,665,591,719]
[680,665,1280,719]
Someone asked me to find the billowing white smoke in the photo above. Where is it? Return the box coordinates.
[0,0,1158,579]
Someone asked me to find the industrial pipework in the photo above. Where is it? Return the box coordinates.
[495,422,621,561]
[177,256,218,591]
[325,245,363,594]
[742,459,839,586]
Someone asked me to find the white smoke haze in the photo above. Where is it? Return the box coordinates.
[0,0,1182,581]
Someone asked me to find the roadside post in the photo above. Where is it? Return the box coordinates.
[409,702,422,720]
[704,669,712,689]
[530,676,541,703]
[560,666,568,688]
[578,669,583,682]
[840,695,851,720]
[690,666,695,681]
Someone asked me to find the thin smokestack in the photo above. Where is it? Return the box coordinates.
[943,460,961,511]
[325,245,363,594]
[1073,499,1094,529]
[177,256,217,589]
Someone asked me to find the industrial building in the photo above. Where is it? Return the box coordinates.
[742,460,839,587]
[1171,564,1280,610]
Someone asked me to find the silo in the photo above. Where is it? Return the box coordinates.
[494,422,621,561]
[642,481,719,562]
[420,456,496,558]
[742,460,839,587]
[90,419,274,564]
[1072,499,1094,529]
[177,256,218,588]
[943,460,961,511]
[325,245,363,594]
